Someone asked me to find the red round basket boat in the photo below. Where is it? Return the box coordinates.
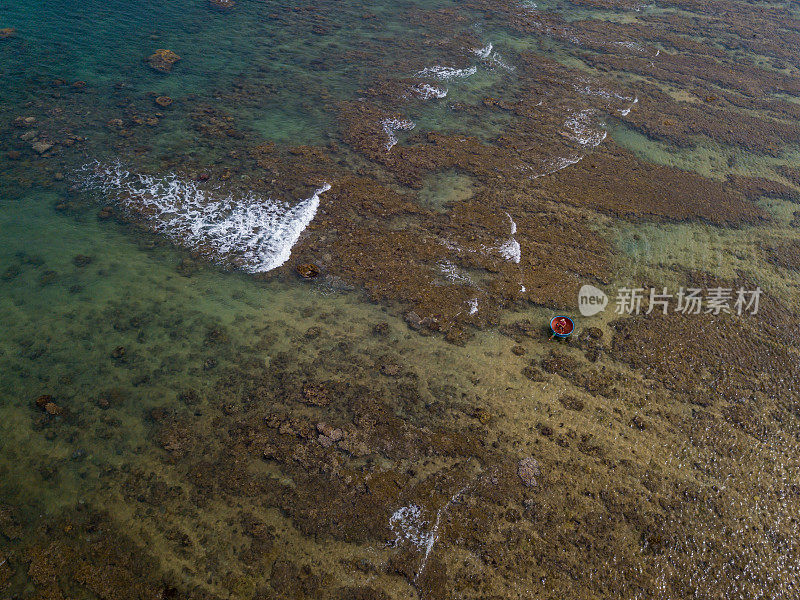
[550,315,575,338]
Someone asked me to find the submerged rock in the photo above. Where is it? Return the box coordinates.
[146,49,181,73]
[296,263,320,279]
[72,254,93,267]
[404,311,423,330]
[372,322,390,336]
[1,265,20,280]
[0,27,15,39]
[35,394,53,409]
[0,550,11,586]
[31,141,53,154]
[301,383,331,406]
[44,402,62,416]
[517,457,541,488]
[209,0,236,8]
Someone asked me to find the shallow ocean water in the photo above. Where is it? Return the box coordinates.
[3,0,800,598]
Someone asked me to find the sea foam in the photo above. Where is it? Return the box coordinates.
[78,161,330,273]
[416,65,478,80]
[381,118,416,151]
[412,83,448,100]
[564,109,607,148]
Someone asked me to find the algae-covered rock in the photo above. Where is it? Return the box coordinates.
[146,49,181,73]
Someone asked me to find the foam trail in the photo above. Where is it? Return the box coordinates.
[474,42,515,72]
[498,237,521,263]
[529,154,585,179]
[620,95,638,116]
[382,118,415,151]
[78,161,330,273]
[416,65,477,80]
[439,260,472,284]
[564,109,607,147]
[492,212,521,263]
[389,484,471,582]
[412,83,448,100]
[474,43,494,59]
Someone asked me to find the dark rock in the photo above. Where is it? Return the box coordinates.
[379,361,401,377]
[584,326,603,340]
[301,383,331,406]
[1,265,20,280]
[372,322,390,336]
[296,263,320,279]
[72,254,93,267]
[522,365,546,381]
[35,395,53,410]
[558,395,585,411]
[38,270,57,285]
[541,350,580,375]
[404,311,422,330]
[304,326,322,339]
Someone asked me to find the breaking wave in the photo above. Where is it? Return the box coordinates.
[77,161,330,273]
[412,83,448,100]
[381,118,416,151]
[416,65,478,80]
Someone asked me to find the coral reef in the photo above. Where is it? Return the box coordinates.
[146,49,181,73]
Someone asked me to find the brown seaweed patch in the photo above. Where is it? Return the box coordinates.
[763,239,800,271]
[609,309,799,404]
[532,143,768,225]
[727,174,798,202]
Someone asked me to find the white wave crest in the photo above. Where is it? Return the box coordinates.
[78,161,330,273]
[474,42,514,72]
[381,118,416,151]
[492,213,521,263]
[527,154,585,179]
[474,43,494,59]
[620,95,638,116]
[573,83,634,103]
[413,83,448,100]
[416,65,478,80]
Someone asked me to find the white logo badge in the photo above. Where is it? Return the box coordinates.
[578,284,608,316]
